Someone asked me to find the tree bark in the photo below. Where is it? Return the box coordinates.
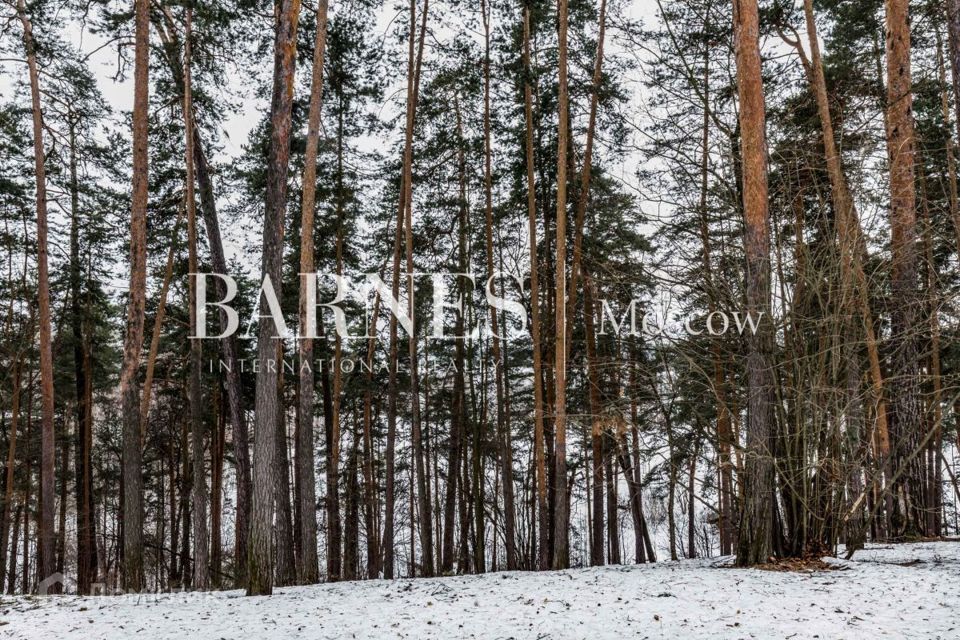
[211,388,225,588]
[247,0,301,596]
[362,296,381,578]
[884,0,924,538]
[116,0,150,593]
[16,0,56,591]
[522,5,549,572]
[732,0,775,567]
[584,273,604,567]
[0,358,21,590]
[479,0,516,571]
[184,5,209,590]
[274,358,296,587]
[401,0,434,577]
[552,0,571,571]
[441,95,470,574]
[694,6,736,556]
[66,119,97,594]
[296,0,329,586]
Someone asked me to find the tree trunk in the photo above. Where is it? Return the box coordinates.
[343,425,360,580]
[884,0,924,538]
[479,0,515,571]
[6,502,21,594]
[361,291,381,578]
[21,392,32,594]
[919,175,942,536]
[183,5,209,590]
[0,358,21,590]
[66,119,98,594]
[274,367,296,587]
[695,8,736,556]
[584,274,604,567]
[522,5,549,572]
[401,0,434,577]
[733,0,775,567]
[384,0,428,580]
[211,388,225,588]
[441,95,470,574]
[604,445,620,564]
[247,0,301,596]
[687,441,698,559]
[935,24,960,258]
[115,0,151,593]
[295,0,329,586]
[552,0,571,571]
[16,0,56,591]
[383,169,403,581]
[179,413,192,588]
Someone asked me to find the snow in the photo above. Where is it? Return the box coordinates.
[2,542,958,639]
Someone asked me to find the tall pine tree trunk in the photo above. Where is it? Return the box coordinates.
[247,0,301,596]
[694,8,736,556]
[16,0,56,591]
[733,0,776,567]
[68,120,97,594]
[184,5,209,590]
[552,0,571,571]
[274,360,296,587]
[884,0,924,538]
[362,296,382,578]
[522,4,549,572]
[584,273,604,567]
[441,95,470,574]
[296,0,329,586]
[479,0,516,571]
[210,389,225,588]
[116,0,150,592]
[400,0,434,577]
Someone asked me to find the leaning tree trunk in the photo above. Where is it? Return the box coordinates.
[732,0,776,567]
[798,0,892,546]
[247,0,301,596]
[154,4,254,589]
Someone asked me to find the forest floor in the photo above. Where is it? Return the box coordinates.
[0,541,957,639]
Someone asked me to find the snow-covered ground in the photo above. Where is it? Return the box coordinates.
[2,542,958,639]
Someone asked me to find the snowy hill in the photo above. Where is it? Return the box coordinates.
[2,542,958,639]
